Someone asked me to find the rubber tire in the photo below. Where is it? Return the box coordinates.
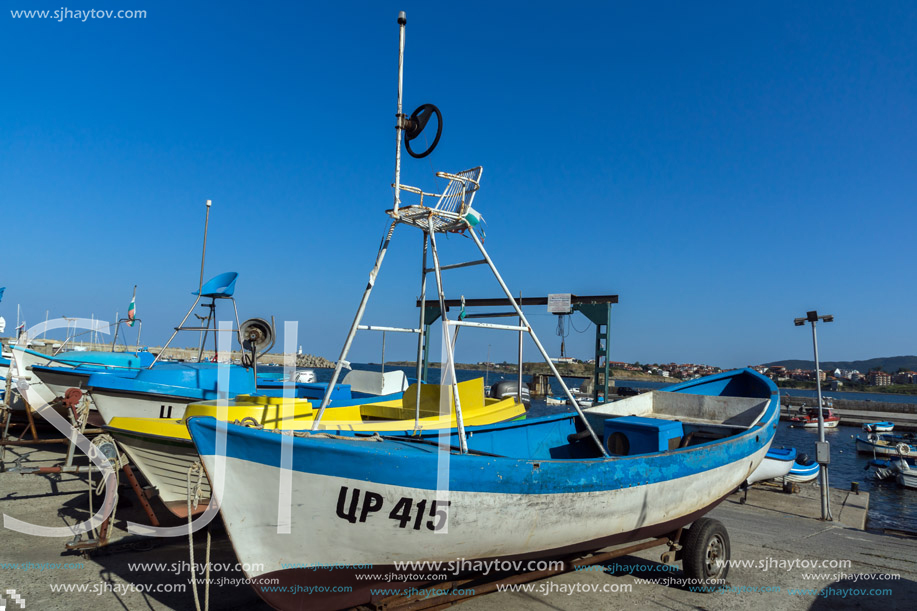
[682,517,730,588]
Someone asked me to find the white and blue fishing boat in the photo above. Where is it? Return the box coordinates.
[863,421,894,433]
[856,432,917,457]
[747,446,796,485]
[8,344,154,410]
[871,454,917,489]
[28,350,154,405]
[78,269,388,422]
[188,368,779,609]
[785,453,820,483]
[186,15,779,608]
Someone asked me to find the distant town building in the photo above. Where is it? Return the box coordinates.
[867,371,891,386]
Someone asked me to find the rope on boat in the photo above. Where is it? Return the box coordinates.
[233,417,263,429]
[86,434,124,539]
[187,461,211,611]
[291,431,384,441]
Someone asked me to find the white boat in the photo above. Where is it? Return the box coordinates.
[872,454,917,490]
[784,454,820,483]
[746,447,796,485]
[789,404,840,428]
[188,369,780,609]
[856,433,917,457]
[863,421,894,433]
[6,346,66,407]
[897,462,917,489]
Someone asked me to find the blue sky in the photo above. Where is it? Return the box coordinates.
[1,1,915,368]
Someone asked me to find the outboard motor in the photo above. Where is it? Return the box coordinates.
[490,380,530,408]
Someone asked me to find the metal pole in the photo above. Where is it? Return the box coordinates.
[393,11,406,215]
[110,315,119,352]
[150,200,211,367]
[199,201,212,294]
[312,221,398,428]
[466,227,607,457]
[517,292,523,406]
[429,228,468,454]
[414,233,429,428]
[812,321,833,520]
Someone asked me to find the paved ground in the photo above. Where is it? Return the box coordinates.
[1,443,915,611]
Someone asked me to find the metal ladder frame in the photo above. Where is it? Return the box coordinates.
[310,214,608,457]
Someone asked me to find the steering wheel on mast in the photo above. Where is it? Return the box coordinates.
[403,103,442,158]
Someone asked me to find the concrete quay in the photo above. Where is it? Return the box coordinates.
[1,444,915,611]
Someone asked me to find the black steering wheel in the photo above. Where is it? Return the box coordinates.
[404,103,442,158]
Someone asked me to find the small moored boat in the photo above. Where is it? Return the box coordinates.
[856,432,917,457]
[747,447,796,485]
[789,403,840,428]
[785,453,820,483]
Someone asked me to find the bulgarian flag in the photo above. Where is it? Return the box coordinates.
[127,286,137,327]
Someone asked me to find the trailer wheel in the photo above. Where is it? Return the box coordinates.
[682,517,730,588]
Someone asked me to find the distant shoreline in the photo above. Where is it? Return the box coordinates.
[381,361,672,384]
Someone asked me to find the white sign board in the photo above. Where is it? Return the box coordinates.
[547,293,572,314]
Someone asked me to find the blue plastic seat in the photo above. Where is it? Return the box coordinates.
[194,272,238,298]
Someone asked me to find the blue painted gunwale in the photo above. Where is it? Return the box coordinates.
[12,346,154,369]
[188,368,780,496]
[86,362,257,401]
[87,364,406,403]
[765,447,797,462]
[31,363,143,383]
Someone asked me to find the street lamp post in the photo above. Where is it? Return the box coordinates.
[794,310,834,521]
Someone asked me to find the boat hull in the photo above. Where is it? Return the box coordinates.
[785,461,819,483]
[188,368,778,609]
[791,419,839,429]
[113,432,203,516]
[747,448,796,484]
[7,349,63,407]
[855,436,917,456]
[897,471,917,489]
[206,454,749,609]
[91,388,196,424]
[107,379,524,517]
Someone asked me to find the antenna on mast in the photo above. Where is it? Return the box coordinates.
[392,11,443,216]
[393,11,407,214]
